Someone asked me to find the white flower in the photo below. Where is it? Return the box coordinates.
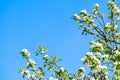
[114,25,118,31]
[105,23,118,32]
[102,66,107,70]
[73,14,80,20]
[96,52,101,56]
[96,58,101,65]
[60,67,65,72]
[21,49,30,57]
[93,9,99,15]
[96,65,107,71]
[29,59,36,64]
[79,67,86,73]
[108,1,114,5]
[113,61,119,66]
[44,55,49,59]
[27,59,37,68]
[115,50,120,54]
[36,70,41,74]
[26,74,31,78]
[117,10,120,14]
[80,10,87,14]
[20,69,25,74]
[25,70,30,75]
[105,23,111,28]
[116,33,120,38]
[22,49,28,53]
[86,52,93,56]
[94,4,99,9]
[81,57,86,62]
[31,74,35,78]
[40,48,45,53]
[96,42,102,47]
[102,54,109,60]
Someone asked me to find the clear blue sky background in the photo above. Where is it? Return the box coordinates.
[0,0,110,80]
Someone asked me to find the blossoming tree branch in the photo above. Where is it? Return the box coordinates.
[19,0,120,80]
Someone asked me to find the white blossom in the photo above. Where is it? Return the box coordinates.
[73,14,80,20]
[95,58,101,65]
[113,61,119,66]
[20,69,25,74]
[96,42,102,47]
[21,49,30,57]
[114,25,118,31]
[44,55,49,59]
[28,59,36,64]
[102,54,109,59]
[60,67,65,72]
[117,10,120,14]
[86,52,93,56]
[31,74,35,78]
[79,67,86,73]
[80,10,87,14]
[26,74,31,78]
[94,4,99,9]
[95,65,107,72]
[115,50,120,54]
[81,57,86,62]
[96,52,101,57]
[25,70,30,75]
[22,49,28,53]
[27,59,37,68]
[105,23,112,28]
[108,1,114,5]
[116,33,120,38]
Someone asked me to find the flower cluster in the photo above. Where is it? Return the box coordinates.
[92,4,100,15]
[90,41,103,52]
[19,69,32,78]
[27,59,37,69]
[81,52,101,69]
[108,1,120,16]
[93,65,108,79]
[113,61,120,79]
[73,67,86,79]
[102,54,109,61]
[19,48,45,79]
[105,23,118,32]
[80,10,94,27]
[94,65,108,73]
[19,68,45,79]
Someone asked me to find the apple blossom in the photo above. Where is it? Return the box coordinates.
[93,4,100,9]
[19,0,120,79]
[80,10,87,15]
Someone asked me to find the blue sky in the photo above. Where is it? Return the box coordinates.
[0,0,109,80]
